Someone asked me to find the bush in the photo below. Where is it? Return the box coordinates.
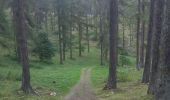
[119,47,129,56]
[32,32,55,61]
[119,55,132,67]
[117,70,132,82]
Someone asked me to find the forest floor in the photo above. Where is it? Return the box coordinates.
[0,48,154,100]
[64,68,97,100]
[92,66,154,100]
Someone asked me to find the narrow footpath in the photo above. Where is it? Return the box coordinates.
[64,68,98,100]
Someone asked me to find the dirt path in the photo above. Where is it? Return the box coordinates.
[64,68,98,100]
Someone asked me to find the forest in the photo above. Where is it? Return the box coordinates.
[0,0,170,100]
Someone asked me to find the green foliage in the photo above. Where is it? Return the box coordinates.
[117,69,132,82]
[91,58,153,100]
[119,47,129,56]
[32,32,55,61]
[118,47,132,66]
[0,48,100,99]
[90,32,98,41]
[119,55,132,67]
[0,10,9,35]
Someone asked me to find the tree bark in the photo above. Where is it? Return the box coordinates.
[148,0,164,95]
[13,0,33,93]
[104,0,118,90]
[58,8,63,64]
[62,25,66,61]
[139,0,145,68]
[58,24,63,64]
[100,15,104,65]
[122,22,125,49]
[156,1,170,99]
[78,23,82,57]
[136,0,141,70]
[86,16,90,53]
[129,21,132,46]
[69,4,73,59]
[142,0,155,83]
[69,21,73,60]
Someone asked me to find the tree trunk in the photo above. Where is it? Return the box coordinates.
[100,16,104,65]
[69,22,73,60]
[148,0,164,95]
[69,4,73,59]
[58,10,63,64]
[136,0,141,70]
[62,25,66,61]
[156,1,170,99]
[122,22,125,49]
[45,12,48,32]
[50,11,54,32]
[139,0,145,68]
[86,16,90,53]
[13,0,33,93]
[95,17,98,41]
[58,25,63,64]
[129,23,132,46]
[142,0,155,83]
[104,0,118,90]
[78,23,82,57]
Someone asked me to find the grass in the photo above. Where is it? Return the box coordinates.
[0,60,82,100]
[0,47,154,100]
[91,56,154,100]
[0,48,100,100]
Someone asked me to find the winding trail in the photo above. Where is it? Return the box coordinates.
[64,68,98,100]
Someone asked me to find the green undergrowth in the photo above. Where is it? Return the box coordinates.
[0,47,154,100]
[0,48,100,100]
[91,56,154,100]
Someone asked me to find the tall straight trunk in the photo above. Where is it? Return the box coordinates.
[136,0,141,70]
[122,22,125,49]
[129,23,132,46]
[100,16,104,65]
[131,23,135,41]
[95,27,98,41]
[95,17,98,41]
[139,0,145,68]
[50,11,54,32]
[62,25,66,61]
[58,8,63,64]
[148,0,164,95]
[104,0,118,90]
[139,22,145,68]
[69,26,73,59]
[69,21,73,59]
[86,16,90,53]
[78,23,82,57]
[12,6,21,62]
[58,25,63,64]
[45,12,48,32]
[13,0,33,93]
[142,0,155,83]
[69,4,73,59]
[57,0,64,64]
[156,1,170,99]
